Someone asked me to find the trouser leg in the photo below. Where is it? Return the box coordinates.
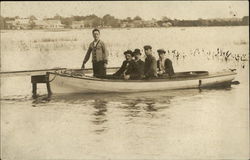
[93,61,106,78]
[92,62,98,77]
[98,61,106,77]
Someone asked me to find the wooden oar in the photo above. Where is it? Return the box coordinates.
[0,67,120,77]
[0,68,67,74]
[64,67,119,74]
[0,68,66,77]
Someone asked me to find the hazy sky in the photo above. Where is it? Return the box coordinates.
[1,1,249,20]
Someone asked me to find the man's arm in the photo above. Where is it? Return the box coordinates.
[156,60,160,71]
[81,45,92,68]
[101,41,109,64]
[113,61,126,76]
[165,59,174,75]
[150,57,157,76]
[144,58,149,75]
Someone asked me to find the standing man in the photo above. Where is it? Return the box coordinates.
[81,28,109,78]
[144,45,157,79]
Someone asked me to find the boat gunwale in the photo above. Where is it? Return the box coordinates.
[48,70,237,83]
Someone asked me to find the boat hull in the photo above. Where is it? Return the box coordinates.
[49,70,236,94]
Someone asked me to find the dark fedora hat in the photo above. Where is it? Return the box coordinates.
[124,50,133,56]
[157,49,166,54]
[133,48,141,55]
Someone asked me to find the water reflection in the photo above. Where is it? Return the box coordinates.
[2,89,201,108]
[41,90,183,126]
[32,95,51,107]
[122,99,141,118]
[91,99,108,134]
[123,98,159,120]
[145,99,157,112]
[119,94,173,121]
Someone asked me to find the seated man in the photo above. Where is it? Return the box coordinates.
[113,50,136,79]
[143,45,158,79]
[157,49,174,76]
[129,49,145,79]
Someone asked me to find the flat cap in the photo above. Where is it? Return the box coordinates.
[157,49,166,54]
[143,45,152,50]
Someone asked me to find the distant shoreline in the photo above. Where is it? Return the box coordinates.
[0,25,248,32]
[1,15,248,30]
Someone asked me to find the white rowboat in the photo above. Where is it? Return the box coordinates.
[47,69,237,94]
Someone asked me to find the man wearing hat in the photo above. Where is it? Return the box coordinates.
[113,50,136,79]
[157,49,174,76]
[129,49,145,79]
[143,45,158,78]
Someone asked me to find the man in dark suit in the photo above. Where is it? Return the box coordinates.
[113,50,136,79]
[157,49,174,76]
[143,45,157,79]
[130,49,145,79]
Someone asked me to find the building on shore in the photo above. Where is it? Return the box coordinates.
[14,18,30,29]
[120,21,128,28]
[83,20,94,28]
[44,20,64,29]
[71,21,85,29]
[162,22,172,27]
[5,20,16,29]
[133,20,144,27]
[143,19,158,27]
[34,20,47,29]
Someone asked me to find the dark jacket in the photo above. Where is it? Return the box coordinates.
[130,59,145,79]
[144,54,157,78]
[157,58,174,76]
[113,60,136,77]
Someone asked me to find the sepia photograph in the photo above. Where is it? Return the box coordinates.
[0,1,249,159]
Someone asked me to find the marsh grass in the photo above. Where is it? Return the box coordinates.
[1,27,248,71]
[33,38,78,43]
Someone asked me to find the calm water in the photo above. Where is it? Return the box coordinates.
[1,27,249,159]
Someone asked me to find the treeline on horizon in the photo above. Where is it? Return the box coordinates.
[0,14,249,29]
